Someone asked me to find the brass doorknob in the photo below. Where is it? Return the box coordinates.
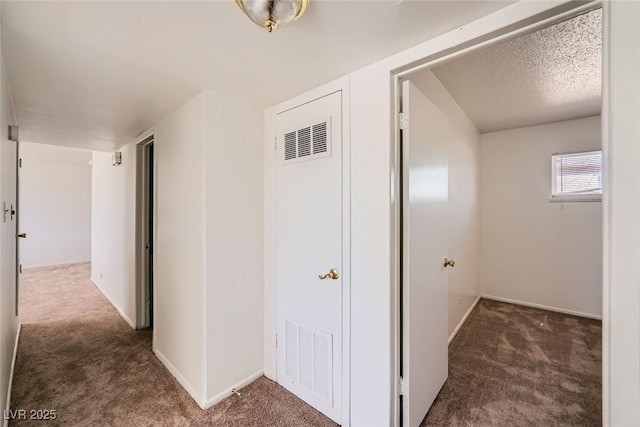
[17,233,26,239]
[443,258,455,268]
[319,268,340,280]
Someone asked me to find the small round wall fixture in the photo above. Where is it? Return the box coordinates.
[235,0,309,33]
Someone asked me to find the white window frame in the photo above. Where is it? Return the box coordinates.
[550,149,603,202]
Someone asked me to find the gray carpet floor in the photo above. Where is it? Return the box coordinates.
[11,263,336,426]
[12,263,601,426]
[422,299,602,426]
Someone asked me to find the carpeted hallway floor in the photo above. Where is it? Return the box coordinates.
[11,263,336,426]
[12,263,601,426]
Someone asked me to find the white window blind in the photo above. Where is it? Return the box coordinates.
[551,150,603,201]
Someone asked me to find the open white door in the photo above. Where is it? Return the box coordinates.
[15,139,21,315]
[402,80,449,427]
[275,91,343,423]
[2,128,18,316]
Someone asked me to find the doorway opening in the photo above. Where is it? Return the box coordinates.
[135,136,155,330]
[16,141,94,322]
[395,4,603,426]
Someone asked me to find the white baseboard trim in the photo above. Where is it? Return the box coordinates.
[90,280,136,329]
[448,295,481,345]
[203,370,264,410]
[481,294,602,320]
[153,348,205,409]
[22,260,91,270]
[4,323,21,427]
[263,369,276,382]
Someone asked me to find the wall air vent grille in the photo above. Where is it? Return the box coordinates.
[282,119,331,163]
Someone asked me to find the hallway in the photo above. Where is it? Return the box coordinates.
[10,263,336,426]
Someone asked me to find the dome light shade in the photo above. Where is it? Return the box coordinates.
[235,0,309,32]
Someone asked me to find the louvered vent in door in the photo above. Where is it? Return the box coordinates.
[298,127,311,157]
[283,119,331,163]
[286,321,299,380]
[284,320,334,404]
[285,131,297,161]
[313,122,327,154]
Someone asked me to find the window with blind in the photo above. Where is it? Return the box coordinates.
[551,150,603,201]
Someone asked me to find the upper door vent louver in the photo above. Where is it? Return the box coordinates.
[285,131,297,160]
[312,122,327,154]
[282,119,331,163]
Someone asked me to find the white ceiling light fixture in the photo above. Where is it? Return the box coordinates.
[235,0,309,33]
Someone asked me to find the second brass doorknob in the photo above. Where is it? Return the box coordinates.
[319,268,340,280]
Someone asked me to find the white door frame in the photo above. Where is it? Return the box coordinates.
[264,76,351,424]
[14,138,20,316]
[134,129,158,341]
[389,1,604,425]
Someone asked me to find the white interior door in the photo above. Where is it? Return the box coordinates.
[402,80,449,427]
[275,91,343,423]
[2,133,18,318]
[15,141,20,316]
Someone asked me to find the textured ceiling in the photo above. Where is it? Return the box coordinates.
[1,1,513,151]
[431,8,602,134]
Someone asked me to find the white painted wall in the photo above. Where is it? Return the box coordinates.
[19,142,91,268]
[204,91,264,406]
[0,30,20,419]
[153,92,206,403]
[604,1,640,424]
[92,94,207,403]
[411,70,481,338]
[349,64,394,426]
[91,90,264,409]
[480,116,602,318]
[91,144,137,327]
